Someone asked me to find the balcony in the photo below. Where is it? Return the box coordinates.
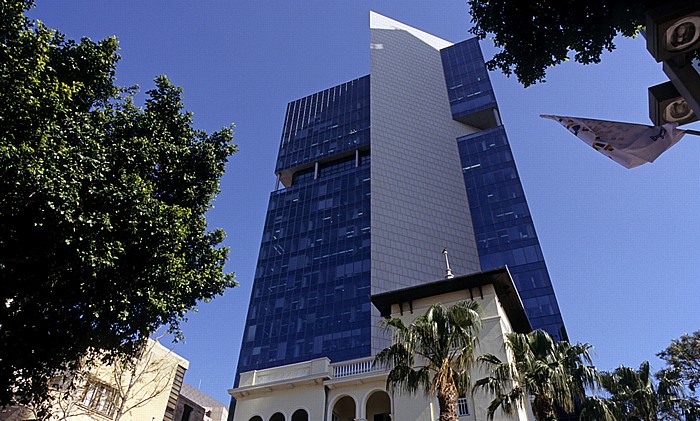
[331,356,382,378]
[324,357,389,391]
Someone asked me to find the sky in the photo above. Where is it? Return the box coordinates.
[31,0,700,407]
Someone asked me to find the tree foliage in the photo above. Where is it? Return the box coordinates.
[654,330,700,420]
[601,362,663,420]
[598,361,699,421]
[657,330,700,395]
[474,329,598,420]
[0,0,237,408]
[466,0,675,87]
[374,300,482,421]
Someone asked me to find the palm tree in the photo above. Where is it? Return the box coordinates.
[600,362,658,420]
[599,362,700,421]
[474,329,598,420]
[374,300,482,421]
[655,368,700,421]
[579,396,618,421]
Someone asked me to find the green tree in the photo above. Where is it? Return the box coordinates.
[601,361,700,421]
[600,362,659,420]
[582,331,700,421]
[596,361,699,421]
[656,330,700,420]
[466,0,687,87]
[655,368,700,420]
[657,331,700,396]
[0,0,237,410]
[474,329,598,420]
[579,395,619,421]
[374,300,482,421]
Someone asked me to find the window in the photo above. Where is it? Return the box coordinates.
[163,364,186,421]
[270,413,285,421]
[79,377,120,418]
[180,404,193,421]
[291,409,309,421]
[457,395,469,416]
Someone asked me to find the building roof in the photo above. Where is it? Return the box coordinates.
[179,382,227,411]
[370,11,453,50]
[370,267,532,333]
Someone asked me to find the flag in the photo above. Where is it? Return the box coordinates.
[541,115,686,168]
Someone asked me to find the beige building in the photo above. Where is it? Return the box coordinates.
[230,268,535,421]
[174,382,229,421]
[2,339,189,421]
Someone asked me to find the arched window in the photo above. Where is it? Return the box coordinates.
[249,417,262,421]
[270,413,285,421]
[365,390,391,421]
[291,409,309,421]
[331,396,356,421]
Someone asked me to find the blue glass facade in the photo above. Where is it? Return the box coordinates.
[457,128,567,341]
[233,36,568,397]
[276,77,370,172]
[235,77,372,377]
[442,40,568,341]
[441,39,497,121]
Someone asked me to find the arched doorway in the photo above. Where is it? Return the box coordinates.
[291,409,309,421]
[366,390,391,421]
[270,413,285,421]
[331,395,356,421]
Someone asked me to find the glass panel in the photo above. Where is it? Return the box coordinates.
[456,125,567,341]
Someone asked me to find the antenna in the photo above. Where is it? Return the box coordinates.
[442,249,454,279]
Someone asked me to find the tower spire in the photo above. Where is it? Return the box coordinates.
[442,248,454,279]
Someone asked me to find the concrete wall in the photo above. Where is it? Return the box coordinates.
[88,340,187,421]
[369,12,481,353]
[327,378,392,421]
[175,382,229,421]
[174,395,207,421]
[232,358,330,421]
[233,386,323,421]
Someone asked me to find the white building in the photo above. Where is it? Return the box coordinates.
[230,268,534,421]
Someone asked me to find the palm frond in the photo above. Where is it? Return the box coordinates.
[484,385,524,420]
[374,300,483,419]
[477,329,604,420]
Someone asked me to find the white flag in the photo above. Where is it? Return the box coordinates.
[541,115,686,168]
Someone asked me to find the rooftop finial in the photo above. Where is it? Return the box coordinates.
[442,248,454,279]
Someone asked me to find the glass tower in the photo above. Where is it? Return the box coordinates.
[236,77,373,372]
[233,13,567,395]
[442,39,567,341]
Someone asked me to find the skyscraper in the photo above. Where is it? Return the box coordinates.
[232,10,566,395]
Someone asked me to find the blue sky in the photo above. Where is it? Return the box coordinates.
[31,1,700,406]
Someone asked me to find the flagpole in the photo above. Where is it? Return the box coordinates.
[682,129,700,137]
